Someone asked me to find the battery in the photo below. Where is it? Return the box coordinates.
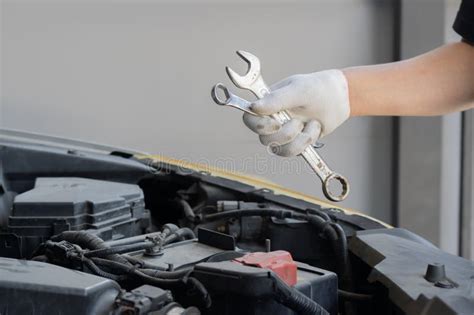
[192,255,337,315]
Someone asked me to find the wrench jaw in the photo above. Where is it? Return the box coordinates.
[226,50,262,90]
[235,50,260,66]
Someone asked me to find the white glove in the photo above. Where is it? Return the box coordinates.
[243,69,350,157]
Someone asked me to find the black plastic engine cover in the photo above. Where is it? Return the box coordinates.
[0,177,149,258]
[0,257,120,315]
[349,228,474,315]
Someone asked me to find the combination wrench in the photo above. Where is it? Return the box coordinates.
[213,51,350,202]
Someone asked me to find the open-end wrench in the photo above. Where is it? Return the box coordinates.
[225,50,349,202]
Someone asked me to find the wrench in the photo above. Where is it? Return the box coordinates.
[211,82,346,201]
[225,50,349,202]
[211,83,256,115]
[212,83,326,149]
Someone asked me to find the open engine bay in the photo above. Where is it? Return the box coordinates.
[0,131,473,315]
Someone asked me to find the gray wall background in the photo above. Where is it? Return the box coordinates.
[2,0,396,223]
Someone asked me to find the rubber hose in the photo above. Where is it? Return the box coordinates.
[306,214,348,277]
[306,208,331,221]
[163,227,196,245]
[51,231,129,265]
[176,199,196,222]
[83,257,125,281]
[306,215,336,239]
[330,222,352,289]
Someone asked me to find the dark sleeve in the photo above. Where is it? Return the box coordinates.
[453,0,474,44]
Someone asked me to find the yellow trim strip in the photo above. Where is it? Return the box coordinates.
[137,154,391,228]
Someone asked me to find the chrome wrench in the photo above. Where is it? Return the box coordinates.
[211,83,256,115]
[225,50,349,202]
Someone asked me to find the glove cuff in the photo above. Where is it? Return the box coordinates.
[314,69,350,137]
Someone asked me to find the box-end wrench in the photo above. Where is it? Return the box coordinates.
[225,51,349,202]
[212,83,256,115]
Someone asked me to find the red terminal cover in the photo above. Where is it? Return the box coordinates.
[233,250,298,286]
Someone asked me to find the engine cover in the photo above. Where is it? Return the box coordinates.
[0,257,120,315]
[0,177,149,258]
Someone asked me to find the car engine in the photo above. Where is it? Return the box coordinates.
[0,132,473,315]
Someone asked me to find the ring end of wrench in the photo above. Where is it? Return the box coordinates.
[211,83,231,105]
[322,173,350,202]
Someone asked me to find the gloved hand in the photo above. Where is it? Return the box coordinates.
[243,69,350,157]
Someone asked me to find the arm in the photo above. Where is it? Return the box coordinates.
[345,41,474,117]
[243,41,474,157]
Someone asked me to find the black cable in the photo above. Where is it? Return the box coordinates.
[87,257,208,309]
[91,257,185,287]
[136,268,210,308]
[91,256,208,305]
[105,224,179,247]
[83,257,126,282]
[85,227,194,259]
[272,273,329,315]
[85,241,156,258]
[43,231,209,307]
[140,267,193,279]
[51,231,129,265]
[90,255,210,308]
[202,209,295,222]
